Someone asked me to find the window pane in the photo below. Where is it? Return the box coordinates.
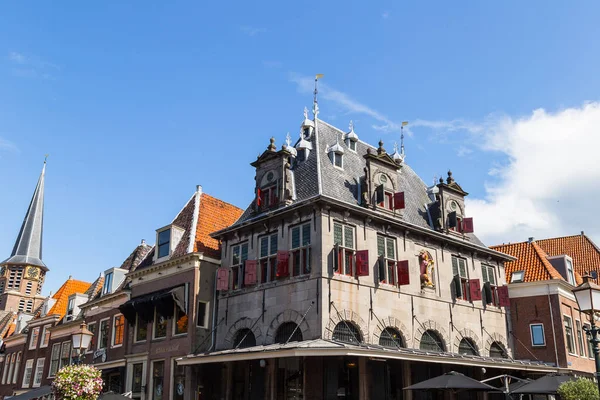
[132,363,143,393]
[531,325,544,345]
[459,259,466,277]
[386,238,395,260]
[302,224,310,246]
[174,306,188,335]
[152,361,165,400]
[154,310,167,339]
[344,226,354,249]
[260,237,269,258]
[241,244,248,262]
[158,230,170,246]
[377,236,385,256]
[488,267,496,285]
[270,234,278,255]
[334,223,343,246]
[292,227,300,249]
[481,266,488,283]
[452,257,459,276]
[232,246,240,265]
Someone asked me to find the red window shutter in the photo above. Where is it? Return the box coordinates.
[256,189,262,206]
[244,260,257,286]
[356,250,369,276]
[277,251,290,277]
[216,268,230,291]
[397,260,410,286]
[469,279,482,301]
[393,192,405,210]
[497,285,510,307]
[462,217,474,233]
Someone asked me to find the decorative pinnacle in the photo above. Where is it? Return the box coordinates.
[304,107,308,119]
[377,139,385,155]
[268,137,276,151]
[286,132,292,147]
[349,120,354,132]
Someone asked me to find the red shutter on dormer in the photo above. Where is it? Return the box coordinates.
[356,250,369,276]
[497,285,510,307]
[462,217,474,233]
[469,279,482,301]
[393,192,405,210]
[397,260,410,286]
[256,189,262,206]
[244,260,257,286]
[216,268,230,291]
[277,251,290,277]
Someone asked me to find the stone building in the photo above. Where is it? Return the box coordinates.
[492,234,600,376]
[178,94,556,400]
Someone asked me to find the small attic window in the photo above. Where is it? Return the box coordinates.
[347,140,356,152]
[333,153,343,168]
[511,271,525,283]
[102,272,113,295]
[157,229,171,258]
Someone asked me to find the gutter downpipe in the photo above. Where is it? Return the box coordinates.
[548,283,560,369]
[208,269,219,352]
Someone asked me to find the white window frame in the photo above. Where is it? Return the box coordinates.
[98,318,110,350]
[172,304,188,337]
[230,242,249,290]
[452,255,470,301]
[566,258,575,285]
[7,353,15,385]
[134,315,147,343]
[58,341,71,370]
[126,359,147,398]
[377,235,397,284]
[576,319,585,357]
[86,322,97,353]
[197,301,209,328]
[290,222,311,276]
[347,139,357,152]
[529,323,545,346]
[12,352,21,385]
[32,358,44,388]
[103,271,114,295]
[29,327,40,350]
[564,314,576,355]
[48,343,61,378]
[40,325,51,348]
[22,359,33,388]
[258,233,278,283]
[1,354,8,385]
[148,359,165,400]
[157,228,172,259]
[112,314,124,347]
[153,307,167,340]
[334,222,356,276]
[511,270,525,283]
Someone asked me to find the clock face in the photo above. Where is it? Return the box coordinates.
[379,174,388,185]
[450,201,457,211]
[27,267,39,279]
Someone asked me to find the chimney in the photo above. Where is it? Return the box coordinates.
[581,231,585,236]
[528,237,535,243]
[141,239,146,245]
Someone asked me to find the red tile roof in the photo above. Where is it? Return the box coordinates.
[536,234,600,282]
[492,241,564,283]
[194,194,243,258]
[47,278,92,318]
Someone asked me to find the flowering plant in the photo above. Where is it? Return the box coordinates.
[52,364,103,400]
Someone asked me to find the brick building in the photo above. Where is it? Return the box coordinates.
[178,94,556,400]
[492,234,600,376]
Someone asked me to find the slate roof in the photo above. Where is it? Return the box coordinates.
[491,237,586,285]
[2,162,47,269]
[47,278,92,318]
[230,118,487,247]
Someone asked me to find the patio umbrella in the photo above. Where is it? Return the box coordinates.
[511,374,575,394]
[404,371,498,391]
[98,392,132,400]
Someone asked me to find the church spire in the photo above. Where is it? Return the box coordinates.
[2,159,47,269]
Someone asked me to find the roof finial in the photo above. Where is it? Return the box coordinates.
[447,169,454,184]
[303,107,308,120]
[286,132,292,147]
[401,121,408,158]
[313,74,324,118]
[349,120,354,132]
[268,137,276,152]
[44,154,49,164]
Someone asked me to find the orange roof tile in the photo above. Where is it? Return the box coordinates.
[47,278,92,318]
[491,241,564,283]
[194,194,243,258]
[4,322,15,339]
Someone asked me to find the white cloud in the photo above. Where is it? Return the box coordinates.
[241,26,267,36]
[8,52,26,64]
[0,138,18,153]
[456,145,473,157]
[466,102,600,246]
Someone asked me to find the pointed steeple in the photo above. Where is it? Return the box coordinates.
[2,159,47,269]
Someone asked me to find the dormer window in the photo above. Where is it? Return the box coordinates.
[345,121,359,152]
[566,258,575,285]
[348,140,356,152]
[333,153,343,168]
[327,143,344,169]
[102,272,113,295]
[257,170,279,210]
[375,174,395,210]
[66,297,75,321]
[157,229,171,258]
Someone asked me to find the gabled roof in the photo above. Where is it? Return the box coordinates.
[536,233,600,281]
[2,161,47,269]
[47,277,92,318]
[491,237,585,285]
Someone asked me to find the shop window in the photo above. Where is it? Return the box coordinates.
[458,338,478,355]
[233,328,256,349]
[277,358,304,399]
[379,327,404,348]
[291,223,311,275]
[172,361,185,400]
[332,321,362,345]
[420,330,445,352]
[334,222,355,276]
[132,363,144,396]
[259,233,278,283]
[275,322,303,344]
[152,360,165,400]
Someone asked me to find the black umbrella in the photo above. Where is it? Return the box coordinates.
[511,374,575,394]
[98,392,132,400]
[404,371,498,391]
[8,386,52,400]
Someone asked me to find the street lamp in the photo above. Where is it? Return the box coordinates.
[573,275,600,394]
[71,322,93,365]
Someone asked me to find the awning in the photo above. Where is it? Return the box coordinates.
[119,286,185,323]
[8,386,52,400]
[177,339,558,373]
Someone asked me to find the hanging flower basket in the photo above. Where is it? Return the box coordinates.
[52,364,103,400]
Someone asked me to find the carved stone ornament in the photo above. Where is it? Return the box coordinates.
[419,250,435,288]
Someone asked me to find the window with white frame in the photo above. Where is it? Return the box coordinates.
[49,344,60,377]
[231,242,249,289]
[334,222,355,276]
[564,315,575,354]
[566,258,576,285]
[377,235,396,284]
[29,327,40,350]
[22,359,33,388]
[511,270,525,283]
[291,223,311,276]
[59,341,71,369]
[585,323,595,358]
[66,297,75,321]
[7,354,15,385]
[98,319,110,349]
[40,325,50,348]
[103,272,114,295]
[113,315,125,346]
[576,320,585,356]
[32,359,44,387]
[452,256,469,300]
[1,354,8,384]
[12,352,21,385]
[197,301,209,328]
[157,228,171,258]
[482,264,498,305]
[530,324,545,346]
[87,322,97,351]
[259,233,278,283]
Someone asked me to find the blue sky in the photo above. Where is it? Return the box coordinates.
[2,1,600,294]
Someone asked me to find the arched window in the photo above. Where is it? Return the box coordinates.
[233,329,256,349]
[490,342,507,358]
[379,327,404,348]
[458,338,478,355]
[332,321,362,344]
[275,322,303,344]
[420,330,445,352]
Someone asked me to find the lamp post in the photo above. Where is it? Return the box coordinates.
[71,322,93,365]
[572,275,600,394]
